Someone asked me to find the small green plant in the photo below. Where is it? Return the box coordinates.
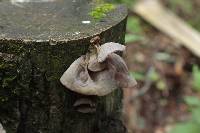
[192,65,200,91]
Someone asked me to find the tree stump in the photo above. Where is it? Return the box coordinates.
[0,0,128,133]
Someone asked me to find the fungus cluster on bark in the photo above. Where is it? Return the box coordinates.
[60,41,137,96]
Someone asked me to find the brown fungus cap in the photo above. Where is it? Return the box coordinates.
[98,42,125,62]
[60,42,137,96]
[60,56,118,96]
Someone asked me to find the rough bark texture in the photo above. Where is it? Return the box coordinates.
[0,1,128,133]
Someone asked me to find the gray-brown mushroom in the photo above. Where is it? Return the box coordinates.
[88,53,106,72]
[60,42,136,96]
[98,42,125,62]
[106,53,137,88]
[60,55,118,96]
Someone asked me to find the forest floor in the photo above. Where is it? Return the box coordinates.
[123,0,200,133]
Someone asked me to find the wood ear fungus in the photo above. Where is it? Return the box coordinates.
[60,42,137,96]
[98,42,125,62]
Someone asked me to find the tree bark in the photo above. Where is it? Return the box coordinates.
[0,1,128,133]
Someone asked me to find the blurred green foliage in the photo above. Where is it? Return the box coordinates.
[112,0,135,6]
[171,96,200,133]
[168,0,200,31]
[112,0,144,43]
[130,69,167,91]
[171,122,200,133]
[171,65,200,133]
[149,69,167,91]
[125,16,144,43]
[125,34,143,44]
[127,17,142,34]
[192,65,200,91]
[168,0,193,14]
[130,72,145,81]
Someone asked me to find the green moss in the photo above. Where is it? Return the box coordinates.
[89,3,115,20]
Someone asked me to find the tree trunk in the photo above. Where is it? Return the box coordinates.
[0,0,128,133]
